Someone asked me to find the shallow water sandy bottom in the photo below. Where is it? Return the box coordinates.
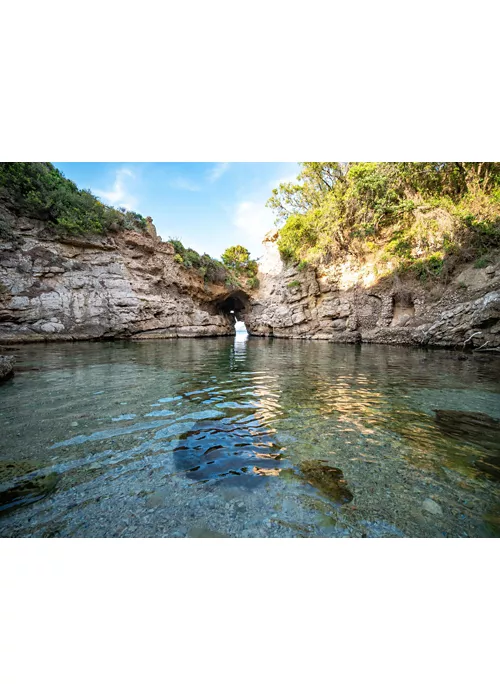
[1,336,499,537]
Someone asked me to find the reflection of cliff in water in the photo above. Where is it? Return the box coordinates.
[237,339,500,482]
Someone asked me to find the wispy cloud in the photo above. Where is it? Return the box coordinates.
[207,162,229,183]
[233,199,275,257]
[168,163,229,193]
[169,176,200,192]
[95,168,137,210]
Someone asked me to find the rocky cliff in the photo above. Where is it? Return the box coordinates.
[1,214,499,351]
[0,209,238,343]
[243,231,500,351]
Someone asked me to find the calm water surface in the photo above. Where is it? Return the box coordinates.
[1,335,499,537]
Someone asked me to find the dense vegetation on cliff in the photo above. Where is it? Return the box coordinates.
[0,162,149,237]
[0,162,259,290]
[267,162,500,280]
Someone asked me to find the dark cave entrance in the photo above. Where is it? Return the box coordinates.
[215,291,250,327]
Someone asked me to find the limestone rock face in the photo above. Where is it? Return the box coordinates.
[0,211,235,342]
[243,231,500,350]
[1,213,499,351]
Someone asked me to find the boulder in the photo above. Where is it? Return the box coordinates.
[0,355,14,382]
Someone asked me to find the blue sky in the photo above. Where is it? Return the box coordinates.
[52,162,301,260]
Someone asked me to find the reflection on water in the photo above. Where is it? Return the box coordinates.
[0,335,499,537]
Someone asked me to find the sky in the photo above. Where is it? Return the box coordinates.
[52,162,301,261]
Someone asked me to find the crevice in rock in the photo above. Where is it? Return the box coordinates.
[391,290,415,327]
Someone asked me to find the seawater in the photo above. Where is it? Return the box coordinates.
[1,335,499,537]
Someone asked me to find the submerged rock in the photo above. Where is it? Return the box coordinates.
[473,454,500,481]
[253,466,281,477]
[299,459,353,504]
[0,355,14,382]
[422,498,443,516]
[434,410,500,444]
[0,471,58,514]
[434,409,500,480]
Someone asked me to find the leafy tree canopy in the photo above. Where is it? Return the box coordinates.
[266,162,500,279]
[0,162,155,238]
[221,245,258,275]
[221,245,252,268]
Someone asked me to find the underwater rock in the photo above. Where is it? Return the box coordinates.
[299,460,353,504]
[0,355,14,382]
[434,410,500,480]
[0,471,59,513]
[422,498,443,516]
[473,453,500,481]
[434,410,500,448]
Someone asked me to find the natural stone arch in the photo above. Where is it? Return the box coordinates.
[213,290,251,327]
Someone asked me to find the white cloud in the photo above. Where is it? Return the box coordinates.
[169,176,200,192]
[233,199,275,258]
[94,168,137,211]
[207,162,229,183]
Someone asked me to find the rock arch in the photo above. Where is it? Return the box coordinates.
[213,290,251,329]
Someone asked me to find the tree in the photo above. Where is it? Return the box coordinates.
[266,162,348,225]
[268,162,500,268]
[221,245,252,270]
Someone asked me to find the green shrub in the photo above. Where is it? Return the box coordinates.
[183,248,201,268]
[221,245,258,278]
[473,256,491,269]
[168,238,186,256]
[221,245,251,269]
[268,162,500,271]
[200,255,228,284]
[247,276,259,289]
[403,252,445,281]
[0,213,12,239]
[287,279,301,289]
[277,212,319,262]
[384,232,414,259]
[0,162,124,237]
[122,209,147,231]
[168,238,229,284]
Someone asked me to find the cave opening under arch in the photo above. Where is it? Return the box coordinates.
[214,290,250,330]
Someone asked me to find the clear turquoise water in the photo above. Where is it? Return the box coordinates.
[1,335,499,537]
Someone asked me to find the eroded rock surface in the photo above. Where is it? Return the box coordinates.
[243,231,500,350]
[1,212,499,350]
[0,209,236,342]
